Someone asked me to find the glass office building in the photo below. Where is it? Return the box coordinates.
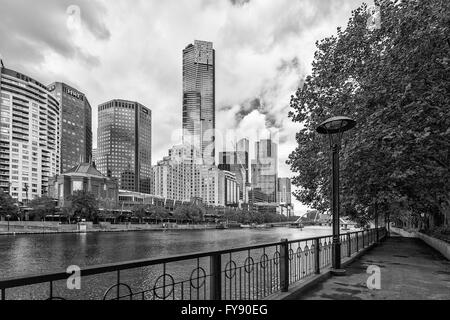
[182,40,215,165]
[0,67,60,203]
[47,82,92,173]
[97,99,152,194]
[251,139,278,203]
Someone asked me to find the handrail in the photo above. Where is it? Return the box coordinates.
[0,227,387,300]
[0,228,377,290]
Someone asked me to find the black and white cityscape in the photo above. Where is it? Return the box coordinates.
[0,0,449,306]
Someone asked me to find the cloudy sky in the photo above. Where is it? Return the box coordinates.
[0,0,372,215]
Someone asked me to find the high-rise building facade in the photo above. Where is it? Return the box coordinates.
[218,138,249,202]
[277,177,292,205]
[251,139,278,203]
[47,82,92,173]
[97,99,152,194]
[182,40,215,165]
[278,177,293,217]
[224,170,239,207]
[0,67,60,202]
[218,151,246,202]
[153,144,202,201]
[236,138,249,182]
[92,148,97,164]
[153,145,235,207]
[201,166,225,207]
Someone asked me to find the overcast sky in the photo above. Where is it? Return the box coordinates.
[0,0,372,215]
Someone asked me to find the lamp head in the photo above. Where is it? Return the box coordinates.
[316,116,356,148]
[316,116,356,135]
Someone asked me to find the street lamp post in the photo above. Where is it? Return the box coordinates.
[316,116,356,273]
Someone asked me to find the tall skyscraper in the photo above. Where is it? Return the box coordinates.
[0,67,60,202]
[251,139,278,203]
[97,99,152,194]
[47,82,92,173]
[182,40,215,165]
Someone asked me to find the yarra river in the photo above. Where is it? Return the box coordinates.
[0,226,334,299]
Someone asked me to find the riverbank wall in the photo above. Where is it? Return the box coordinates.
[0,221,226,235]
[390,226,450,260]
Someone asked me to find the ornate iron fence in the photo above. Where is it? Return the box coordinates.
[0,227,386,300]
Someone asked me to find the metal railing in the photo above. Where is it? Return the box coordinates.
[0,227,386,300]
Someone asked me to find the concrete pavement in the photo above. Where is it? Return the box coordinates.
[297,234,450,300]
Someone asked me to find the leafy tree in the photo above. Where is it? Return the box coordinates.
[29,196,56,221]
[0,190,19,219]
[288,0,450,227]
[61,207,75,224]
[224,208,241,223]
[132,204,149,223]
[186,204,204,223]
[151,206,170,223]
[67,191,99,222]
[172,205,190,223]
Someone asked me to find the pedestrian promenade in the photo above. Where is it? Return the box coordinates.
[297,234,450,300]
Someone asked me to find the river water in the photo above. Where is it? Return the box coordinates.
[0,226,334,299]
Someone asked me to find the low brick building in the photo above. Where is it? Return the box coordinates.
[48,163,118,208]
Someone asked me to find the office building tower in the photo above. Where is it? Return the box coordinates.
[236,138,249,182]
[47,82,92,173]
[0,67,60,202]
[97,99,152,193]
[218,151,246,202]
[218,138,249,202]
[182,40,215,165]
[277,177,292,205]
[153,144,202,201]
[224,170,240,207]
[251,139,278,203]
[278,177,293,216]
[92,148,97,164]
[200,166,225,207]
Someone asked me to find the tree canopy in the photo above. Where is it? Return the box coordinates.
[29,196,56,221]
[288,0,450,226]
[66,191,99,222]
[0,190,19,219]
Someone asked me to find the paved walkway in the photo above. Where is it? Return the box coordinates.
[299,234,450,300]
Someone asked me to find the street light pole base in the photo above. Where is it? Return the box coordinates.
[330,268,347,276]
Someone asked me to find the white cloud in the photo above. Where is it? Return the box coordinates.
[0,0,372,215]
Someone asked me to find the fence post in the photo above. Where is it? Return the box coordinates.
[280,239,289,292]
[314,238,320,274]
[356,231,359,251]
[210,254,221,300]
[347,233,351,257]
[362,231,365,248]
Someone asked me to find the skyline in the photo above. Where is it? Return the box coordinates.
[0,0,375,215]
